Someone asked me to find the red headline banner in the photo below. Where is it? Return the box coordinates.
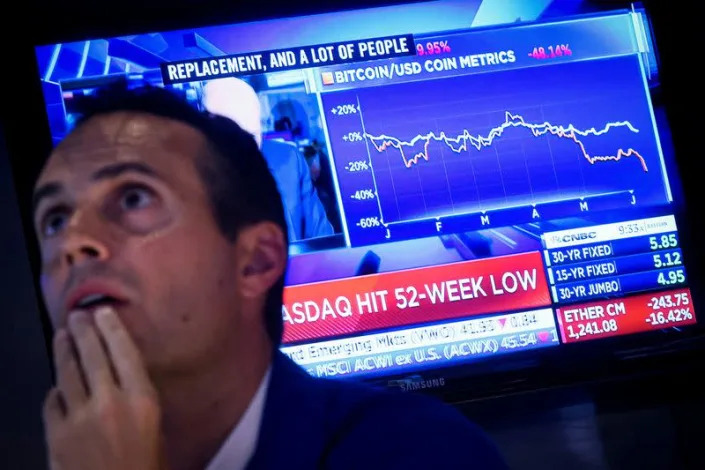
[282,251,550,343]
[557,287,697,343]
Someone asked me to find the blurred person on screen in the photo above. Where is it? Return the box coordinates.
[201,77,333,242]
[32,83,507,470]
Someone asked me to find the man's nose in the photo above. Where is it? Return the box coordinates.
[60,213,111,267]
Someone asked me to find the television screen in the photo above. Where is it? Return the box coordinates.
[33,0,699,389]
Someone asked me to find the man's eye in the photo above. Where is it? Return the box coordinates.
[42,211,68,237]
[120,185,154,211]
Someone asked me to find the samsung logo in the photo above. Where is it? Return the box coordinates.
[553,231,597,244]
[389,376,446,392]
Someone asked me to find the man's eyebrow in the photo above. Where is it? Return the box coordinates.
[91,161,160,181]
[32,182,63,216]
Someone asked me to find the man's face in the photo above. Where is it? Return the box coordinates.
[33,112,246,375]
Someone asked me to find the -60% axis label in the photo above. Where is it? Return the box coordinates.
[356,217,382,228]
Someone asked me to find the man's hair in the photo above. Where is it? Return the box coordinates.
[68,82,288,346]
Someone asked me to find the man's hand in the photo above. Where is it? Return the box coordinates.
[44,307,165,470]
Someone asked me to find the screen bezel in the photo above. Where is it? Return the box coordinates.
[3,0,705,402]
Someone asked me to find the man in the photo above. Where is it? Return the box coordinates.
[201,77,334,242]
[33,84,507,470]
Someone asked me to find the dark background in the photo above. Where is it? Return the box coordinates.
[2,0,704,468]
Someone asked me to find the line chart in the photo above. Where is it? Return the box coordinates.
[365,111,649,172]
[322,54,671,247]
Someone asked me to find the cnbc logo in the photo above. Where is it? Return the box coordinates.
[551,231,597,244]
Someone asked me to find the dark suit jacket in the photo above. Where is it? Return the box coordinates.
[246,352,508,469]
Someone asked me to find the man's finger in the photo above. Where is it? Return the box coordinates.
[94,307,151,393]
[43,387,65,432]
[43,389,67,470]
[53,328,86,408]
[67,311,114,394]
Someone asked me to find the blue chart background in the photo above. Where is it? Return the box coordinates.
[325,55,671,242]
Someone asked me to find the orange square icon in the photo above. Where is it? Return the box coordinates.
[321,72,334,85]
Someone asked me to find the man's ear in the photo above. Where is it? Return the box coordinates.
[235,222,287,299]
